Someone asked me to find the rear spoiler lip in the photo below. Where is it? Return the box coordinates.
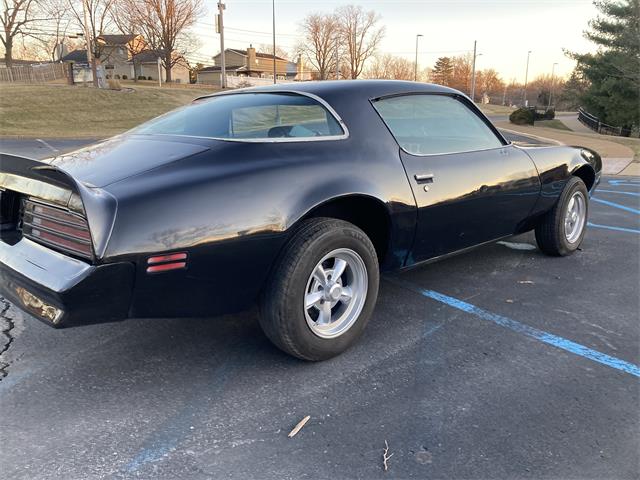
[0,153,117,260]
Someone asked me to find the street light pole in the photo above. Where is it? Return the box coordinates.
[548,62,558,109]
[523,50,532,106]
[272,0,277,84]
[414,34,423,82]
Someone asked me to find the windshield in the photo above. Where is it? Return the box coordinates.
[133,92,345,140]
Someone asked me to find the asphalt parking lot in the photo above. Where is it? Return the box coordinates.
[0,137,639,479]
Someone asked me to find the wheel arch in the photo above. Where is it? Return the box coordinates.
[571,164,596,192]
[295,194,392,268]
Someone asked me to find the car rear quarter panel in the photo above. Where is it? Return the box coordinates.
[101,117,415,318]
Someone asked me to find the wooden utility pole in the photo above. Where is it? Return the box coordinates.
[217,2,226,88]
[272,0,276,84]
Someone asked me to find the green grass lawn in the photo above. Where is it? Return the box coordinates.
[477,103,515,115]
[0,83,220,137]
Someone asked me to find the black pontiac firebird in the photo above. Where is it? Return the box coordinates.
[0,80,601,360]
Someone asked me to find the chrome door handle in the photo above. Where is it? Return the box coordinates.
[414,173,434,184]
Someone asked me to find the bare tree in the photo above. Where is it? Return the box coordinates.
[299,12,338,80]
[117,0,201,82]
[111,0,146,80]
[336,5,384,79]
[1,0,43,67]
[25,0,73,61]
[68,0,115,86]
[257,43,289,60]
[365,53,413,80]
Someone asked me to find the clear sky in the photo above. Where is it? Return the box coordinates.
[191,0,600,82]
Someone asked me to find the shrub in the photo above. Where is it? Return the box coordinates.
[509,107,534,125]
[122,74,127,80]
[114,74,120,79]
[137,75,145,80]
[544,108,555,120]
[107,79,121,90]
[147,76,153,80]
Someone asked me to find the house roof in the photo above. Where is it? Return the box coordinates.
[215,48,288,62]
[61,49,88,63]
[131,50,161,63]
[199,65,245,73]
[130,50,190,68]
[98,34,137,45]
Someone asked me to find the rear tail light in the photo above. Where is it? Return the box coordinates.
[20,198,93,259]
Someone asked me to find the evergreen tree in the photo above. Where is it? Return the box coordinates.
[430,57,454,86]
[559,69,590,110]
[570,0,640,129]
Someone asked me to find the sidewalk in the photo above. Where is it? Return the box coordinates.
[495,121,637,175]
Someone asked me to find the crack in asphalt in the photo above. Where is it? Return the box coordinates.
[0,297,15,380]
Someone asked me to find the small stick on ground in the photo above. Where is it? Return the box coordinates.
[288,415,310,438]
[382,440,394,471]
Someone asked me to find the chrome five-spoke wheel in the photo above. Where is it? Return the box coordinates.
[564,191,586,244]
[304,248,368,339]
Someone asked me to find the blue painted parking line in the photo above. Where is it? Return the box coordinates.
[596,189,640,197]
[591,197,640,215]
[588,222,640,234]
[608,179,640,187]
[388,277,640,378]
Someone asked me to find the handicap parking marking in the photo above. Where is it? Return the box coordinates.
[588,222,640,234]
[387,277,640,378]
[591,197,640,215]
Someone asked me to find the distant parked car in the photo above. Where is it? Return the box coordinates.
[0,80,602,360]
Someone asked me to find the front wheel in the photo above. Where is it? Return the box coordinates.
[535,176,589,256]
[259,218,379,361]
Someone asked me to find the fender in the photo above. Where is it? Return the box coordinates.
[519,145,601,217]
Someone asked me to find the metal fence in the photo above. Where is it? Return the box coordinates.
[578,107,633,137]
[0,63,67,84]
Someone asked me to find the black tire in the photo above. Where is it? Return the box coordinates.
[259,218,379,361]
[535,176,589,256]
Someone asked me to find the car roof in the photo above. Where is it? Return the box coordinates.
[197,79,461,102]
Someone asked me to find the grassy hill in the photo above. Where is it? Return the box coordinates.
[0,83,220,138]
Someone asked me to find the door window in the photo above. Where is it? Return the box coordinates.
[373,94,504,155]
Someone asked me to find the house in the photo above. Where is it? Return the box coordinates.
[197,46,295,85]
[61,34,189,83]
[98,34,145,79]
[130,50,190,83]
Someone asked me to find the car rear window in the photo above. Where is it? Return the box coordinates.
[133,92,345,141]
[373,94,504,155]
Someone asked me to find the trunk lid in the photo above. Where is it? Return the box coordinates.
[44,134,210,188]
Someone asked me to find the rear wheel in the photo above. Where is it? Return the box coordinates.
[259,218,379,361]
[535,177,589,256]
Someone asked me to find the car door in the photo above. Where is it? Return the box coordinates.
[373,93,540,263]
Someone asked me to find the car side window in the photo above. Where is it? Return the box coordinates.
[373,94,504,155]
[134,92,345,141]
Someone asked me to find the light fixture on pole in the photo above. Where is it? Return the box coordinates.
[548,62,558,109]
[414,34,423,82]
[523,50,532,106]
